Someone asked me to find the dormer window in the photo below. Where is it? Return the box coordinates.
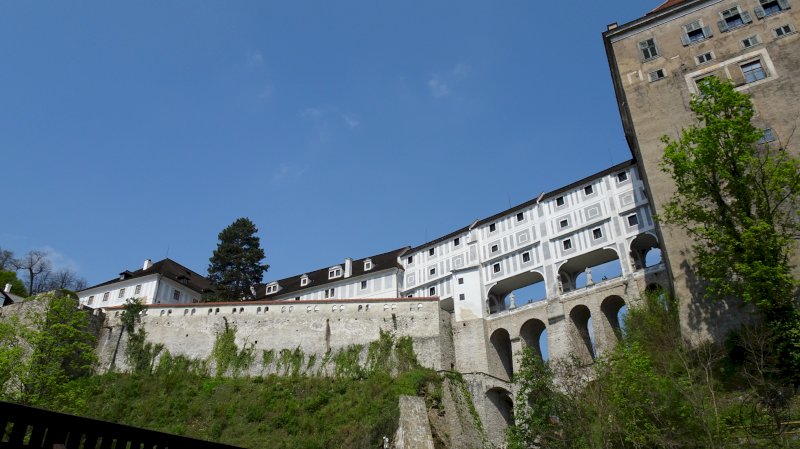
[266,283,279,294]
[329,267,342,279]
[364,259,373,271]
[300,275,309,287]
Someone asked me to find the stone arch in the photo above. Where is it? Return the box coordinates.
[486,270,547,314]
[569,304,595,363]
[600,295,626,343]
[519,319,546,360]
[486,387,514,427]
[630,232,661,270]
[557,247,621,292]
[489,328,514,380]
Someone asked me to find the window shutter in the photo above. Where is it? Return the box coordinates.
[778,0,790,9]
[754,6,766,18]
[681,34,691,46]
[718,19,729,32]
[742,11,753,23]
[702,26,713,38]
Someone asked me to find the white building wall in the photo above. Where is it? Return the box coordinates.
[271,270,400,301]
[79,275,202,309]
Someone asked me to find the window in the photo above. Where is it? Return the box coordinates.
[491,244,499,253]
[134,284,142,294]
[173,289,181,301]
[696,52,714,64]
[516,212,524,222]
[755,0,791,18]
[718,6,752,32]
[407,256,414,264]
[638,38,659,60]
[627,214,639,226]
[681,20,712,45]
[453,237,460,246]
[522,252,531,263]
[430,267,436,276]
[329,267,342,279]
[616,171,629,182]
[592,228,603,239]
[300,276,309,287]
[364,259,373,271]
[429,286,436,296]
[295,297,300,301]
[407,294,413,298]
[458,277,464,285]
[266,284,278,294]
[429,248,435,256]
[88,295,94,304]
[118,288,125,298]
[584,185,594,195]
[559,218,569,229]
[361,280,368,289]
[742,35,760,48]
[493,263,501,273]
[103,292,109,301]
[774,24,795,37]
[459,293,465,301]
[563,239,573,250]
[324,288,335,298]
[556,196,565,206]
[741,60,767,83]
[758,128,776,143]
[648,68,666,82]
[489,223,496,232]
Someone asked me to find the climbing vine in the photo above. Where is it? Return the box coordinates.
[212,318,255,377]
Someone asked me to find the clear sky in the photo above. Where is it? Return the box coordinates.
[1,0,656,287]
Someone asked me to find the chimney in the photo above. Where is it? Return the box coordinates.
[143,259,153,270]
[344,258,353,278]
[3,283,11,293]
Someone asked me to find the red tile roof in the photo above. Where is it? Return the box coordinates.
[648,0,688,14]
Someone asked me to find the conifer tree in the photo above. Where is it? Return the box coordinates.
[207,218,269,301]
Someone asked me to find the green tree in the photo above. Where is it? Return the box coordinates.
[660,76,800,381]
[0,270,27,296]
[207,218,269,301]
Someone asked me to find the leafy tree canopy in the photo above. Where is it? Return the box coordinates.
[660,76,800,380]
[0,270,27,297]
[207,218,269,301]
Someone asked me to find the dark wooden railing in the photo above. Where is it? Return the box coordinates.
[0,401,242,449]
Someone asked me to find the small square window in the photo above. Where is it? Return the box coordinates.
[364,259,373,270]
[741,60,767,84]
[491,244,499,253]
[429,248,435,256]
[493,263,501,273]
[516,212,524,222]
[775,24,795,38]
[407,294,413,298]
[361,280,367,289]
[592,228,603,239]
[638,38,659,60]
[489,223,497,232]
[758,128,776,144]
[559,218,569,229]
[301,277,309,286]
[103,292,109,301]
[627,214,639,226]
[696,51,714,65]
[741,35,760,48]
[616,171,628,182]
[118,288,126,298]
[648,69,666,82]
[429,286,436,296]
[173,289,181,301]
[430,267,436,276]
[563,239,573,251]
[459,293,465,301]
[453,237,460,246]
[556,196,565,207]
[295,297,300,301]
[407,256,414,264]
[458,277,464,285]
[522,252,531,263]
[584,185,594,195]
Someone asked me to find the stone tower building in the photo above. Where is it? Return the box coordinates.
[603,0,800,341]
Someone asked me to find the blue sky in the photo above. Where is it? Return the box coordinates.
[1,1,654,287]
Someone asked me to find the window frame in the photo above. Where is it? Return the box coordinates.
[491,244,499,253]
[555,196,565,207]
[627,214,639,227]
[681,20,713,45]
[429,248,435,256]
[489,223,497,233]
[103,292,109,301]
[118,288,126,299]
[300,276,309,287]
[329,267,343,279]
[741,60,767,84]
[638,37,660,61]
[559,218,569,229]
[364,259,373,271]
[134,284,142,295]
[741,35,760,48]
[429,286,436,296]
[266,283,278,294]
[718,5,752,32]
[563,239,573,251]
[755,0,791,19]
[584,185,594,195]
[592,228,603,240]
[360,280,368,290]
[172,289,181,301]
[453,237,460,246]
[522,252,531,263]
[774,24,795,38]
[616,171,629,182]
[696,51,715,65]
[492,263,501,274]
